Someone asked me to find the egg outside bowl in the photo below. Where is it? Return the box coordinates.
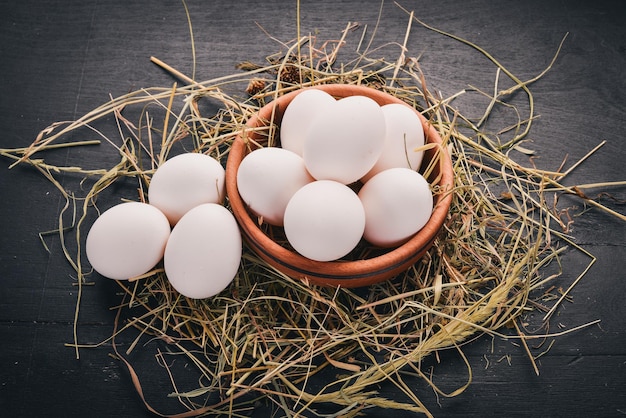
[225,84,454,288]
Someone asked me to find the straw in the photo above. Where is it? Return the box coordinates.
[3,4,623,417]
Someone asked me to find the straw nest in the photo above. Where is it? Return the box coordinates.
[3,6,623,418]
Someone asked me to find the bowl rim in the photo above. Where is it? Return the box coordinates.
[225,84,454,287]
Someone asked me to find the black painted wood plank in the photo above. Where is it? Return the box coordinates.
[1,0,624,417]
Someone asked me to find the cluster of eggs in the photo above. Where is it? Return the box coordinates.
[85,153,242,299]
[85,88,435,299]
[237,89,434,262]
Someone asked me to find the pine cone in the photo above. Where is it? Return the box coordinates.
[246,78,266,96]
[279,65,301,85]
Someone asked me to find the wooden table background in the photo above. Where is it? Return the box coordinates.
[1,0,625,416]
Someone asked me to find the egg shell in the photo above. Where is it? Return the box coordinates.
[86,202,171,280]
[303,95,386,184]
[148,153,225,225]
[362,103,425,182]
[237,147,314,226]
[280,89,336,156]
[283,180,365,262]
[164,203,242,299]
[359,168,433,248]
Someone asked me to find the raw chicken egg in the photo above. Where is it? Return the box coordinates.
[148,153,225,225]
[237,147,314,226]
[280,89,336,156]
[164,203,242,299]
[86,202,171,280]
[283,180,365,261]
[362,103,425,182]
[358,168,433,248]
[303,95,386,184]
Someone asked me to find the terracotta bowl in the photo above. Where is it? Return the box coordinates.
[225,84,453,287]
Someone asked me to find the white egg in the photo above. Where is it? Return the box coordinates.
[362,103,425,182]
[164,203,242,299]
[237,147,314,226]
[86,202,171,280]
[148,153,225,225]
[358,168,433,248]
[303,95,386,184]
[284,180,365,261]
[280,89,336,156]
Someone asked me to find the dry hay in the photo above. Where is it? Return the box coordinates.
[3,5,623,418]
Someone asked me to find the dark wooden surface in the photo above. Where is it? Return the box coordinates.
[1,1,625,417]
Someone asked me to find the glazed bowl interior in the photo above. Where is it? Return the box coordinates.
[225,84,453,287]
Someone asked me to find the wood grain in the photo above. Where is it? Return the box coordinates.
[1,0,624,416]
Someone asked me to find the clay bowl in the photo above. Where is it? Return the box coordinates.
[225,84,454,288]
